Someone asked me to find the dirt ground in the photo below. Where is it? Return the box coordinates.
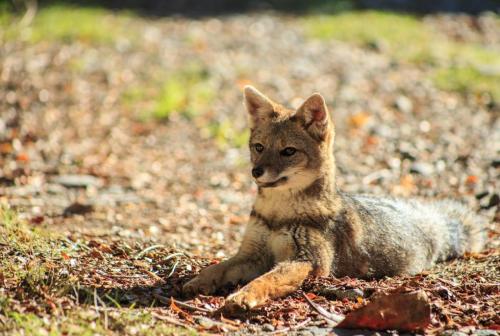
[1,7,499,335]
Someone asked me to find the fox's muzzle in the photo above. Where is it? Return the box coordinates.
[252,166,264,178]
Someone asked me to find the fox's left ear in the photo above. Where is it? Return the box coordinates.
[295,93,331,141]
[243,85,275,129]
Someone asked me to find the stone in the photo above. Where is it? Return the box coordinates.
[410,162,434,176]
[52,174,103,188]
[395,95,413,114]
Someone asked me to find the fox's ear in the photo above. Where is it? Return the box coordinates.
[295,93,331,140]
[243,85,275,128]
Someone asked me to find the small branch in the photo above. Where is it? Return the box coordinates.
[94,288,108,330]
[96,270,146,279]
[141,269,166,284]
[134,244,165,259]
[269,317,311,334]
[152,293,214,314]
[437,277,459,287]
[165,260,179,279]
[151,312,197,332]
[302,292,344,324]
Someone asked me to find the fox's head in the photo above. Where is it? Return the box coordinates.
[243,86,335,191]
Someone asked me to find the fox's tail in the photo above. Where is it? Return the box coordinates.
[439,200,488,258]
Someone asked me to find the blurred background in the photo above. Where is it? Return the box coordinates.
[0,1,499,334]
[1,0,499,253]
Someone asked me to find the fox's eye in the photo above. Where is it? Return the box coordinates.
[281,147,297,156]
[254,143,264,153]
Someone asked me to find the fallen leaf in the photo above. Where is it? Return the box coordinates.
[337,290,431,331]
[466,175,478,185]
[30,216,44,224]
[0,142,13,154]
[305,292,316,300]
[348,112,371,129]
[16,153,29,162]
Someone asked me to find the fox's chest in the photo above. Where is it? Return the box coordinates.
[267,229,296,263]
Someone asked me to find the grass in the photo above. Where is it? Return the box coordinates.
[434,66,500,101]
[303,11,435,63]
[124,63,215,122]
[0,4,135,44]
[204,120,249,149]
[0,207,197,335]
[0,206,77,297]
[302,11,500,102]
[1,309,197,336]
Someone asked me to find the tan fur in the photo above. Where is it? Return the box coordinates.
[183,86,487,313]
[224,261,312,312]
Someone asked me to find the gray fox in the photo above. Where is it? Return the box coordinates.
[183,86,487,313]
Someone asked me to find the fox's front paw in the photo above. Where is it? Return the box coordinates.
[223,289,260,315]
[183,263,225,296]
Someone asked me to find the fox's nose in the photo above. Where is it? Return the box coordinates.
[252,167,264,178]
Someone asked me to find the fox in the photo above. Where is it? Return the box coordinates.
[183,85,487,313]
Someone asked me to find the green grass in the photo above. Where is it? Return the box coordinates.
[205,120,249,149]
[302,11,500,102]
[0,4,135,44]
[1,309,197,336]
[0,206,77,298]
[303,11,436,63]
[0,207,197,335]
[124,63,215,121]
[434,66,500,101]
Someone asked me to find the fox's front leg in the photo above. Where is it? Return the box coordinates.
[223,261,312,312]
[183,221,271,296]
[223,227,333,312]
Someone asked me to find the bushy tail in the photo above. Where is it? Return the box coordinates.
[439,200,488,256]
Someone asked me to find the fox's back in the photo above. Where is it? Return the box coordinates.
[333,193,487,278]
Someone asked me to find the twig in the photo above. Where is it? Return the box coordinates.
[166,260,179,278]
[192,314,240,331]
[64,238,91,251]
[302,292,344,324]
[96,270,146,279]
[134,244,165,259]
[94,288,108,330]
[96,292,109,329]
[151,312,197,332]
[72,285,79,303]
[269,317,311,334]
[163,252,186,261]
[152,293,213,314]
[141,269,166,284]
[437,277,459,287]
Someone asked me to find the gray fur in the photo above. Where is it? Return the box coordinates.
[331,194,487,278]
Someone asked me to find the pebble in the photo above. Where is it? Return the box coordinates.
[395,95,413,114]
[474,330,498,336]
[410,162,434,176]
[62,202,94,217]
[194,316,215,329]
[262,323,275,331]
[488,193,499,207]
[318,287,364,301]
[52,174,103,188]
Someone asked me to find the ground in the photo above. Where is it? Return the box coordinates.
[0,4,499,335]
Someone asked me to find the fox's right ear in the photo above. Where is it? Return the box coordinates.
[295,93,331,141]
[243,85,274,128]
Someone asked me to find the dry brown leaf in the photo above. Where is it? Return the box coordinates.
[337,290,432,331]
